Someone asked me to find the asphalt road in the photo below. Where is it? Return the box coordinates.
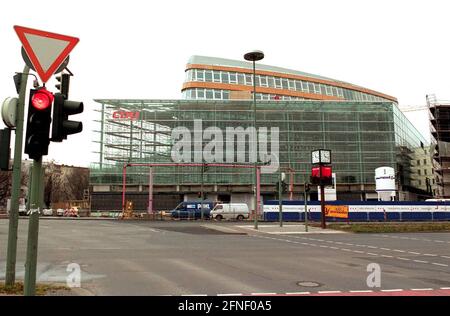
[1,219,450,295]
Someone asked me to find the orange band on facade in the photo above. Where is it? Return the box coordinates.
[182,82,343,101]
[185,63,397,102]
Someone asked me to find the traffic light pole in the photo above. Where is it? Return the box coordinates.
[278,172,283,227]
[5,65,29,286]
[320,166,326,229]
[24,157,42,296]
[201,164,204,221]
[304,182,309,232]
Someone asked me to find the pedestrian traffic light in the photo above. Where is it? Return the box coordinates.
[25,88,53,160]
[51,92,83,142]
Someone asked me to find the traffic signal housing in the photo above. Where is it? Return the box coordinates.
[51,93,83,142]
[0,128,11,170]
[55,73,70,97]
[281,180,288,193]
[275,180,288,196]
[311,166,333,186]
[25,88,53,160]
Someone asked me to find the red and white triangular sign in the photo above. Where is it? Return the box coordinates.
[14,25,79,83]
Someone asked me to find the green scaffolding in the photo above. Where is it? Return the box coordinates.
[90,99,427,189]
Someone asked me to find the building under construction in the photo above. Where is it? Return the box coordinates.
[429,95,450,198]
[89,56,432,212]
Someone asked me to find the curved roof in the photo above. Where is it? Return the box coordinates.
[185,55,397,102]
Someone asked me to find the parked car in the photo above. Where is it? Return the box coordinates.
[56,208,65,216]
[42,208,53,216]
[210,203,249,221]
[171,201,214,219]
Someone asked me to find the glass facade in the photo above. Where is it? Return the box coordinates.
[183,68,392,102]
[91,100,427,193]
[181,88,305,101]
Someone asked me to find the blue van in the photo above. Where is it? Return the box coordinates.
[171,201,214,219]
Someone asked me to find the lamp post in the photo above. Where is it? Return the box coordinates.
[244,50,264,230]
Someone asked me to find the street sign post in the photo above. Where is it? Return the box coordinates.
[14,25,79,83]
[9,25,80,295]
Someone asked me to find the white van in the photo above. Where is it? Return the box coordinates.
[211,203,249,221]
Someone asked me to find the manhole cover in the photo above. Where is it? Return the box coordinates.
[297,281,321,287]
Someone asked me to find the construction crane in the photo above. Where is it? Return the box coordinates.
[398,94,441,112]
[399,105,429,112]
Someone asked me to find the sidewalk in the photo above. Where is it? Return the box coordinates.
[235,223,346,234]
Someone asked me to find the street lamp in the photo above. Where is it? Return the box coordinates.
[244,50,264,230]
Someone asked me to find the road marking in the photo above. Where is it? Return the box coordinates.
[286,292,311,295]
[378,234,450,244]
[397,257,411,261]
[251,293,277,296]
[423,254,437,257]
[214,288,450,296]
[431,263,448,267]
[254,234,450,269]
[182,294,208,296]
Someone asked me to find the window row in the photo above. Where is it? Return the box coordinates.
[185,68,389,102]
[182,88,305,101]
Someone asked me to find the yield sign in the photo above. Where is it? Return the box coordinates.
[14,25,79,83]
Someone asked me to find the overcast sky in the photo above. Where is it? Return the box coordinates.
[1,0,449,167]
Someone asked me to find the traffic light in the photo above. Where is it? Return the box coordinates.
[25,88,53,160]
[55,73,70,96]
[0,128,11,170]
[304,183,311,192]
[51,93,83,142]
[311,166,333,186]
[282,180,288,193]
